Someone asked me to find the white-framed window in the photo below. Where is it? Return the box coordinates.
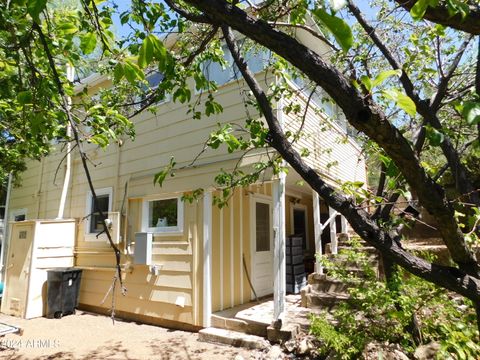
[142,196,184,234]
[135,71,170,109]
[203,44,270,87]
[85,187,113,234]
[10,208,27,221]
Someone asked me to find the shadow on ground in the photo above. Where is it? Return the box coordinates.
[0,337,242,360]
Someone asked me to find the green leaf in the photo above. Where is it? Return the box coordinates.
[80,32,97,55]
[113,63,124,83]
[410,0,439,20]
[312,8,353,52]
[426,126,445,146]
[382,89,416,116]
[57,22,78,35]
[17,90,33,105]
[462,101,480,125]
[154,157,176,187]
[27,0,47,20]
[360,75,372,92]
[138,34,155,69]
[371,70,401,89]
[123,60,144,84]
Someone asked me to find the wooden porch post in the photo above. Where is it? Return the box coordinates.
[329,207,338,254]
[203,191,212,327]
[312,191,323,274]
[273,173,286,323]
[340,215,348,234]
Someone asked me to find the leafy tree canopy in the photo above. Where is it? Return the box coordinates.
[1,0,480,335]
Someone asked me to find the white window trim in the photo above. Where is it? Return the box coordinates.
[142,196,184,235]
[10,208,27,221]
[199,44,270,93]
[134,72,171,109]
[85,187,113,236]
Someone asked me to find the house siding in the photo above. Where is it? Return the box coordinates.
[6,69,366,328]
[284,92,367,186]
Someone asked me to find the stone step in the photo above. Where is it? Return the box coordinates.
[309,278,351,293]
[325,254,378,266]
[403,237,444,246]
[307,273,352,293]
[326,244,378,255]
[198,327,270,350]
[211,314,268,338]
[305,291,350,309]
[211,314,249,333]
[324,265,379,279]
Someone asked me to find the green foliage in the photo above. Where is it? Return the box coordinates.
[310,240,480,359]
[462,101,480,126]
[309,315,356,359]
[381,89,417,117]
[410,0,440,20]
[312,7,353,52]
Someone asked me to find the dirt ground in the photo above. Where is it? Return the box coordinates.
[0,311,265,360]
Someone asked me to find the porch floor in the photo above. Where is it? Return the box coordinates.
[212,294,321,332]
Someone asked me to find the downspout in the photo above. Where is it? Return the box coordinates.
[57,64,75,219]
[0,172,13,282]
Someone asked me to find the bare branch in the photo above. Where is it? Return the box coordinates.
[431,35,473,110]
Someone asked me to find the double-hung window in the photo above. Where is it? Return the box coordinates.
[142,197,183,234]
[86,187,112,234]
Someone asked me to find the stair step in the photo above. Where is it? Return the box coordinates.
[306,291,350,309]
[198,327,270,350]
[327,245,377,255]
[211,314,249,333]
[310,280,350,293]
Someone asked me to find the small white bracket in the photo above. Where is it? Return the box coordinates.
[149,264,162,276]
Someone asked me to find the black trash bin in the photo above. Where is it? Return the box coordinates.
[47,268,82,319]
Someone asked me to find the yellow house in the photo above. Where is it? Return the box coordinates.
[1,30,366,331]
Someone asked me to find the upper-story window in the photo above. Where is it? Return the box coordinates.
[291,76,350,132]
[203,44,270,87]
[138,71,170,107]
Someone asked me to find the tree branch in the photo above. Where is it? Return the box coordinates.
[348,0,479,208]
[33,20,127,308]
[164,0,212,24]
[431,35,473,110]
[393,0,480,35]
[183,0,478,275]
[222,24,480,301]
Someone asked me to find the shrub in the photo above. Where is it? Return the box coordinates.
[309,238,480,359]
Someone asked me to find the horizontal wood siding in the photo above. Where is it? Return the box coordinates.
[284,95,367,186]
[8,70,364,327]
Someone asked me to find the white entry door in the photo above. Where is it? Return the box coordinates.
[252,198,273,298]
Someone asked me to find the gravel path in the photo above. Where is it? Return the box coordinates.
[0,311,264,360]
